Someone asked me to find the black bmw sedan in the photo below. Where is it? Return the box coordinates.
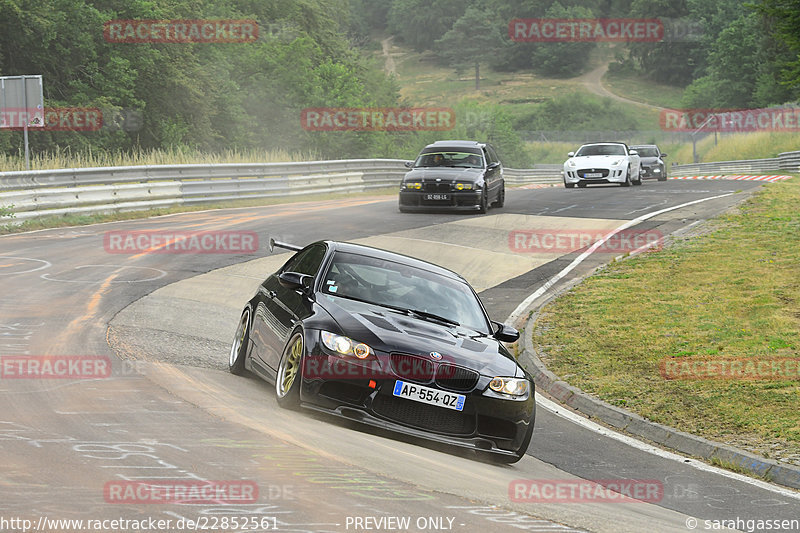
[229,239,535,462]
[398,140,505,213]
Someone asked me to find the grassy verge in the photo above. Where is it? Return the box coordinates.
[533,177,800,463]
[0,147,317,172]
[0,188,396,235]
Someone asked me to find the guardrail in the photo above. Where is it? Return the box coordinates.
[0,160,563,222]
[672,150,800,175]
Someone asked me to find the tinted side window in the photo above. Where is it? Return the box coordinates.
[282,244,327,276]
[487,146,500,165]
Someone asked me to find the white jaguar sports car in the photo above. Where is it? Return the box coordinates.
[563,142,642,188]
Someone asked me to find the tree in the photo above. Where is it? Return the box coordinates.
[434,7,505,90]
[755,0,800,91]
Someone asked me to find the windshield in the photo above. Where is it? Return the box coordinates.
[632,147,659,157]
[575,144,626,156]
[414,150,484,168]
[321,251,490,334]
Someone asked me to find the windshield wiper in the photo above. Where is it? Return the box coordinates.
[328,292,460,327]
[406,308,460,326]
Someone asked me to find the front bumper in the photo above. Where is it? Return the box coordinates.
[399,190,483,211]
[563,167,627,184]
[298,343,535,457]
[641,165,665,179]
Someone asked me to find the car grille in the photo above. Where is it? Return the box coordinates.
[577,168,610,178]
[423,182,451,193]
[435,364,480,392]
[389,353,479,392]
[372,394,475,435]
[390,353,434,382]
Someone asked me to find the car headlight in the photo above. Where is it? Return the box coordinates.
[567,160,577,167]
[402,182,422,190]
[610,159,623,166]
[489,377,529,396]
[455,183,473,190]
[321,331,373,359]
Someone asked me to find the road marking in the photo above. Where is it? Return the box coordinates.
[671,175,792,182]
[535,394,800,501]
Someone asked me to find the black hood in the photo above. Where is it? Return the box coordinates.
[315,294,521,378]
[403,167,485,182]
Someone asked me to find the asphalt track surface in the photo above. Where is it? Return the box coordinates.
[1,179,799,533]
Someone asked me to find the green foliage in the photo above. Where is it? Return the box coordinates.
[513,92,640,132]
[529,2,595,77]
[434,7,506,89]
[387,0,471,52]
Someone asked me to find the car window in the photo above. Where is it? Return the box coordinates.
[487,145,500,165]
[414,151,483,168]
[576,144,626,156]
[321,252,490,334]
[632,147,659,157]
[282,244,327,276]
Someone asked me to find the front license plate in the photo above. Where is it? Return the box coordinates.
[425,193,450,201]
[584,172,603,178]
[392,380,465,411]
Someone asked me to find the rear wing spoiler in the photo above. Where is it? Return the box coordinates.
[269,238,302,253]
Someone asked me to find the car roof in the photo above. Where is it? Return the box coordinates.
[630,144,658,148]
[579,141,628,146]
[325,241,465,282]
[423,140,486,149]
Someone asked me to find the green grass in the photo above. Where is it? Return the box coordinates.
[534,176,800,461]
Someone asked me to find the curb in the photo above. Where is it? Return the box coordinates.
[519,289,800,491]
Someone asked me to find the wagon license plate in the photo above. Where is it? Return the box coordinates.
[393,380,465,411]
[584,172,603,178]
[425,193,450,201]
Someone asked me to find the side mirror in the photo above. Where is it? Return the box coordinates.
[404,161,413,168]
[278,271,311,291]
[492,321,520,343]
[487,162,500,170]
[630,150,638,156]
[567,152,575,157]
[660,153,668,158]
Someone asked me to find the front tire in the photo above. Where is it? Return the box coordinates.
[621,166,632,187]
[492,185,505,207]
[276,329,304,409]
[564,179,575,188]
[633,166,643,185]
[229,307,251,375]
[477,190,489,214]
